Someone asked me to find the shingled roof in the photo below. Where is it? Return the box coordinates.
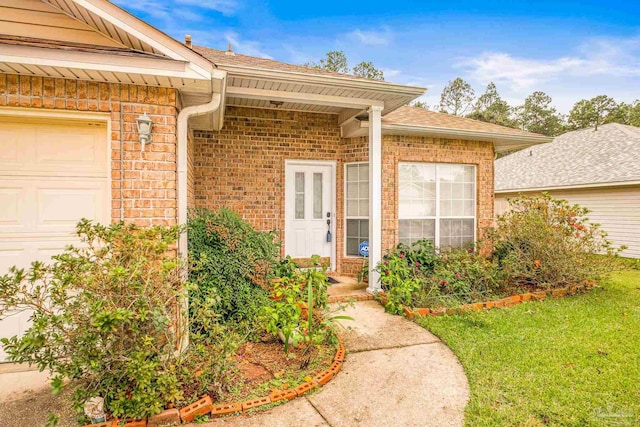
[194,46,384,83]
[495,123,640,192]
[383,106,542,137]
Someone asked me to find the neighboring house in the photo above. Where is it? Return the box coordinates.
[495,123,640,258]
[0,0,548,362]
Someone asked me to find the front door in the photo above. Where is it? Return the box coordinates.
[284,161,335,268]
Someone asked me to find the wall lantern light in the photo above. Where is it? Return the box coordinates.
[136,112,153,152]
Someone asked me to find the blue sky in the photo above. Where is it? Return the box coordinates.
[113,0,640,113]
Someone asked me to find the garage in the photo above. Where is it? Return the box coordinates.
[0,115,110,362]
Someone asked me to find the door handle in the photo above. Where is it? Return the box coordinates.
[326,212,332,242]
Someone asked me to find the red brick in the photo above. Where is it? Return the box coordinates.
[294,381,318,396]
[210,402,242,417]
[241,396,271,411]
[147,409,180,427]
[268,389,297,402]
[179,395,213,423]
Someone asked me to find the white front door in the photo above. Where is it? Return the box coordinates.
[284,161,335,267]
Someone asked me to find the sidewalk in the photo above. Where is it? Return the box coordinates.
[201,299,470,427]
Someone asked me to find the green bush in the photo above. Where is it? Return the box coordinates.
[0,221,240,421]
[489,193,622,289]
[0,221,213,421]
[187,208,278,332]
[377,240,505,312]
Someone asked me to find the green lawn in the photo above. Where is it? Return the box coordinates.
[417,271,640,427]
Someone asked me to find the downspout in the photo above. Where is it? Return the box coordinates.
[175,77,225,353]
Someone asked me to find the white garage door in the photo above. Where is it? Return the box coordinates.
[0,116,110,362]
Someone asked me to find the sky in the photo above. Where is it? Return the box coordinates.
[112,0,640,114]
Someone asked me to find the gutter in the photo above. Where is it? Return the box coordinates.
[175,76,226,352]
[377,122,554,145]
[495,180,640,194]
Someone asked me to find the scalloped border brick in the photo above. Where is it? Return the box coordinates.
[378,280,596,319]
[84,338,345,427]
[327,294,374,303]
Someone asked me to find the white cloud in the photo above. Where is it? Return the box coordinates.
[347,28,392,46]
[459,36,640,92]
[224,31,272,58]
[112,0,239,21]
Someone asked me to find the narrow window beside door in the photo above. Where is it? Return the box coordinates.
[345,163,369,256]
[295,172,305,219]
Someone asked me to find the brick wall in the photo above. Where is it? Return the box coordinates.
[0,73,179,226]
[193,106,494,277]
[382,135,495,250]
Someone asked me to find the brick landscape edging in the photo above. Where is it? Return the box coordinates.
[378,280,597,319]
[85,341,346,427]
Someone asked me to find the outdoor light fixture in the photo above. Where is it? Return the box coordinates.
[136,112,153,152]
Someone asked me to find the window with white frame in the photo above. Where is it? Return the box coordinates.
[398,163,476,248]
[345,163,369,256]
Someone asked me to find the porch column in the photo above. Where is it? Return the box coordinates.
[367,105,383,292]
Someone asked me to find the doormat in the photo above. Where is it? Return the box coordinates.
[327,277,340,284]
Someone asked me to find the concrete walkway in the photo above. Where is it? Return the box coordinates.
[202,300,470,427]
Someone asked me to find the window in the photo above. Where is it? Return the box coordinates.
[398,163,475,248]
[345,163,369,256]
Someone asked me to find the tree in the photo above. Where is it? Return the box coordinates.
[515,91,565,136]
[438,77,475,116]
[568,95,617,130]
[605,100,640,127]
[304,51,384,80]
[466,82,516,128]
[352,61,384,80]
[304,50,349,74]
[567,99,596,130]
[411,100,429,109]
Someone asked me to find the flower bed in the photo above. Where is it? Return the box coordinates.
[83,341,346,426]
[378,280,597,319]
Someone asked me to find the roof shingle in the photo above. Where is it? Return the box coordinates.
[495,123,640,191]
[383,106,542,137]
[194,46,383,83]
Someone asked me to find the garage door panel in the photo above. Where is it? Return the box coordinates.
[0,119,107,177]
[37,186,105,230]
[35,128,106,173]
[0,187,26,230]
[0,247,26,272]
[0,310,32,362]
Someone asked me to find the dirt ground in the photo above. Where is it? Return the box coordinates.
[0,387,77,427]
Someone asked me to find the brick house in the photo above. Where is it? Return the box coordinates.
[0,0,549,361]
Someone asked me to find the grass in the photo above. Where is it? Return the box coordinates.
[416,271,640,427]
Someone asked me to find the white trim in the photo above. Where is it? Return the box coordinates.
[343,162,370,258]
[73,0,217,80]
[215,65,426,97]
[226,86,385,110]
[496,180,640,194]
[284,159,337,272]
[342,120,553,146]
[367,105,383,292]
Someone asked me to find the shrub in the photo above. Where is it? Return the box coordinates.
[0,221,186,420]
[377,240,504,312]
[489,193,622,289]
[263,257,348,351]
[187,208,279,332]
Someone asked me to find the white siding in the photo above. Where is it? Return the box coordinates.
[495,186,640,258]
[0,0,122,47]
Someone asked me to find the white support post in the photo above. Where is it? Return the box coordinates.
[367,105,383,293]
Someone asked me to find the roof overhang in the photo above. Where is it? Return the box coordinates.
[0,0,228,125]
[190,62,426,131]
[496,180,640,194]
[341,120,553,152]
